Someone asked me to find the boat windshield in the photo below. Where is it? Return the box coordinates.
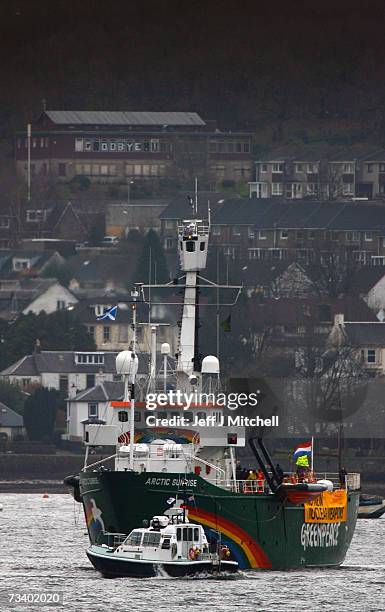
[143,532,162,547]
[125,530,143,546]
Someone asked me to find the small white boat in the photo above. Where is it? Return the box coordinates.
[86,505,238,578]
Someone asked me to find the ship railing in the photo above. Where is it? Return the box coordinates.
[219,480,266,494]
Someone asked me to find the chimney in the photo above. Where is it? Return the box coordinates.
[334,313,344,326]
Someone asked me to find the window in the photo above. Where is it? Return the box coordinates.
[103,326,110,342]
[13,258,30,271]
[364,232,373,241]
[58,163,66,177]
[87,326,95,339]
[307,183,318,196]
[307,163,318,174]
[0,217,10,228]
[59,375,69,393]
[88,403,98,418]
[271,183,283,196]
[272,163,284,173]
[380,164,385,173]
[296,230,304,240]
[232,226,241,236]
[367,163,374,173]
[342,183,354,196]
[186,241,195,252]
[261,163,268,173]
[143,532,161,547]
[258,230,267,240]
[343,163,354,173]
[212,226,221,236]
[22,378,31,387]
[248,228,255,239]
[308,230,316,239]
[56,300,66,310]
[126,531,142,546]
[280,230,288,239]
[346,231,360,243]
[75,138,84,152]
[86,374,95,389]
[134,411,141,422]
[362,349,377,364]
[295,163,303,172]
[75,353,105,365]
[200,242,205,251]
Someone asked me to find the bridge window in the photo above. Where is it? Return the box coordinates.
[186,241,195,252]
[200,242,205,251]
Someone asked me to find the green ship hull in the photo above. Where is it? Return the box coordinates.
[79,471,359,570]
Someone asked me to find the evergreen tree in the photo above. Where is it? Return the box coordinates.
[23,387,61,441]
[0,380,25,415]
[0,311,96,370]
[134,229,169,284]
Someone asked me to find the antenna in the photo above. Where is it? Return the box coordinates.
[194,177,198,215]
[208,200,211,228]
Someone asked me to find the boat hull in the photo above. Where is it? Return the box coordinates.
[78,471,359,571]
[86,546,237,578]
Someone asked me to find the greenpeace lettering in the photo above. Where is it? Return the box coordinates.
[301,522,340,551]
[145,477,197,488]
[304,490,347,523]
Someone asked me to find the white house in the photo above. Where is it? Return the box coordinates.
[0,402,24,440]
[329,313,385,374]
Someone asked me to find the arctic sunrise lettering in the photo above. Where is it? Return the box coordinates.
[145,415,279,427]
[145,477,197,487]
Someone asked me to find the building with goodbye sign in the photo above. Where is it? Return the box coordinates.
[15,110,253,188]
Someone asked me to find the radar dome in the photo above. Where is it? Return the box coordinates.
[201,355,220,374]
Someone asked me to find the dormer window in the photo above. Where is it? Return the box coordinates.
[75,353,105,365]
[13,258,31,271]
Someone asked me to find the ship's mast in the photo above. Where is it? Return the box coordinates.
[176,217,209,389]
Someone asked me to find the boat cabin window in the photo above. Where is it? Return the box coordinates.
[186,241,195,252]
[182,528,194,541]
[176,528,182,541]
[194,528,199,541]
[161,538,171,549]
[143,532,161,547]
[184,412,193,422]
[200,242,205,251]
[126,531,142,546]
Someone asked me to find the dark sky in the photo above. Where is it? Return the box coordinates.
[1,1,385,134]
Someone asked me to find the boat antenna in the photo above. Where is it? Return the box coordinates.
[194,177,198,216]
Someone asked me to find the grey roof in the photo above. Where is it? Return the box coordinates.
[159,192,233,220]
[212,198,385,232]
[72,381,125,402]
[0,402,23,427]
[342,323,385,346]
[0,351,153,377]
[257,144,385,163]
[68,254,137,287]
[45,110,206,127]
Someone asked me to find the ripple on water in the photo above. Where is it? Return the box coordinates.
[0,494,384,611]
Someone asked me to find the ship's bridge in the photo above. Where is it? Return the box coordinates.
[178,219,209,272]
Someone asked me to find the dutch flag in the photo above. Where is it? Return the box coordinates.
[97,305,118,321]
[293,440,312,460]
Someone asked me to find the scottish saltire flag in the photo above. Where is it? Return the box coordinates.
[97,305,117,321]
[166,497,176,505]
[293,440,312,460]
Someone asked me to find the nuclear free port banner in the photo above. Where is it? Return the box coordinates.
[304,490,348,523]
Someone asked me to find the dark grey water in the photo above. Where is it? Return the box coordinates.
[0,494,384,612]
